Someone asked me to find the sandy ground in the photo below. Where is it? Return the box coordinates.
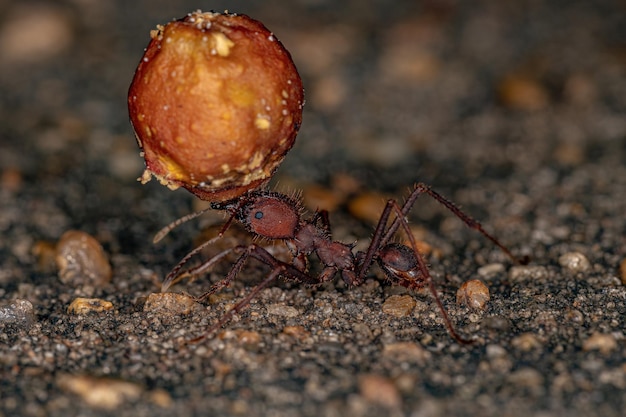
[1,1,625,416]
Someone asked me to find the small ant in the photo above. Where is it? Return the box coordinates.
[156,183,525,344]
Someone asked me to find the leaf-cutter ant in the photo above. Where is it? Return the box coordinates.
[156,183,525,344]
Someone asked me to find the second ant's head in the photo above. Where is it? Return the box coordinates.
[212,191,302,240]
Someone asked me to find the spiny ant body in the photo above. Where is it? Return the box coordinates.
[158,183,525,344]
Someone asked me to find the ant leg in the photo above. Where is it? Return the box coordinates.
[388,201,473,344]
[193,245,253,302]
[161,236,227,292]
[189,244,320,343]
[357,197,473,343]
[384,183,524,264]
[160,212,239,292]
[246,244,320,285]
[188,267,284,344]
[357,183,517,343]
[357,199,397,281]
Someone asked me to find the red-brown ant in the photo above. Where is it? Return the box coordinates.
[156,183,525,344]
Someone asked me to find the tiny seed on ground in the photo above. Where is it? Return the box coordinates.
[382,294,416,317]
[67,298,113,315]
[456,279,490,310]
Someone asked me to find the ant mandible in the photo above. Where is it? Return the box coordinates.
[156,183,525,344]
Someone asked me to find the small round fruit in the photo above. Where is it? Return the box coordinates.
[128,11,304,202]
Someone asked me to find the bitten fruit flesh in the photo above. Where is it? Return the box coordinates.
[128,11,304,202]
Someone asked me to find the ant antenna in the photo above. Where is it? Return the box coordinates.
[159,212,240,292]
[153,207,213,243]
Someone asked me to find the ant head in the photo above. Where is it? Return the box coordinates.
[226,191,301,239]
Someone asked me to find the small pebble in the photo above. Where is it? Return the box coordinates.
[57,374,143,410]
[382,342,431,364]
[379,42,440,84]
[507,368,544,391]
[266,303,299,318]
[553,142,585,166]
[558,252,591,273]
[358,374,402,409]
[563,73,597,105]
[382,294,416,317]
[582,332,617,355]
[108,145,144,181]
[330,172,362,195]
[402,236,434,257]
[311,74,348,111]
[0,299,35,330]
[229,400,250,415]
[497,74,549,111]
[534,311,558,334]
[564,308,584,324]
[483,315,512,332]
[282,325,310,340]
[1,167,23,192]
[56,230,112,286]
[348,192,389,225]
[143,292,199,315]
[32,240,57,273]
[0,5,72,64]
[477,263,505,278]
[509,265,549,282]
[67,298,113,315]
[511,333,543,351]
[207,292,235,305]
[301,183,344,213]
[456,280,490,310]
[393,373,418,395]
[619,258,626,286]
[148,389,173,408]
[486,344,508,359]
[210,359,233,378]
[236,330,262,347]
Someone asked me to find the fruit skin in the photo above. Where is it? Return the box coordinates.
[128,11,304,202]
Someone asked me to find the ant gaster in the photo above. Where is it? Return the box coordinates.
[157,183,525,344]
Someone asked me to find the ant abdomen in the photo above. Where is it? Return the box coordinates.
[378,243,419,274]
[376,243,425,290]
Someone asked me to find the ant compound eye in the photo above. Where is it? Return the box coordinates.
[246,196,299,239]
